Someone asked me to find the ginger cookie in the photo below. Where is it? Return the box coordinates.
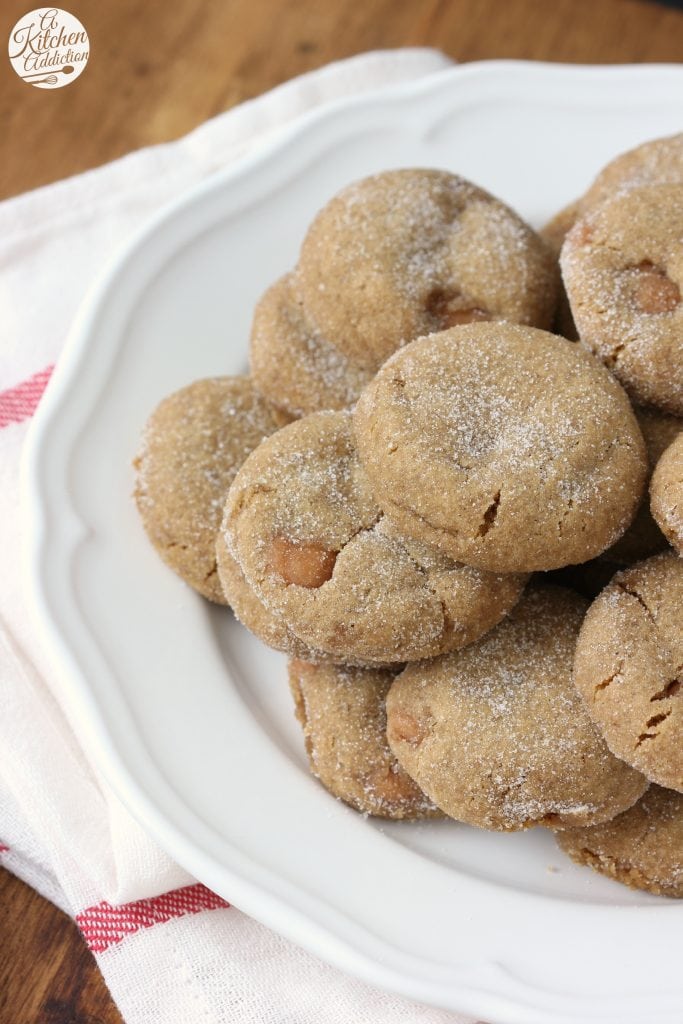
[540,200,580,341]
[216,534,393,668]
[288,660,442,819]
[353,323,646,573]
[222,409,526,663]
[573,553,683,793]
[134,376,284,603]
[540,201,581,255]
[295,169,559,372]
[606,407,681,563]
[249,273,371,419]
[581,132,683,213]
[650,432,683,555]
[385,585,648,831]
[215,533,330,661]
[556,786,683,899]
[561,184,683,415]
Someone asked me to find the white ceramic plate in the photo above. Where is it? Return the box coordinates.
[23,62,683,1024]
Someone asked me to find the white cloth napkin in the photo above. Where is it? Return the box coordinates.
[0,48,478,1024]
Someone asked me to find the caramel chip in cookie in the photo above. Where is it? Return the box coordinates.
[134,377,284,603]
[295,169,559,372]
[289,660,442,819]
[354,323,646,573]
[650,432,683,555]
[216,533,332,662]
[386,586,648,831]
[556,786,683,898]
[561,184,683,415]
[222,410,526,663]
[574,553,683,792]
[250,273,371,419]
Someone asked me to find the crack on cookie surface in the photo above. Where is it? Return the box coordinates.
[650,678,681,702]
[478,491,501,538]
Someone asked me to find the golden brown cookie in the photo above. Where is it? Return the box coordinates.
[386,585,648,831]
[353,323,646,573]
[540,201,580,341]
[561,184,683,415]
[650,432,683,555]
[295,169,559,372]
[606,407,682,563]
[581,133,683,213]
[133,376,284,603]
[215,533,329,661]
[573,553,683,792]
[288,660,443,819]
[222,409,526,663]
[556,786,683,898]
[249,273,371,419]
[540,201,581,255]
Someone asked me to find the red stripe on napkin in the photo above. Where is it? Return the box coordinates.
[76,883,230,953]
[0,843,9,853]
[0,365,54,429]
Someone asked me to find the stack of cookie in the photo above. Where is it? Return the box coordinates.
[134,147,683,898]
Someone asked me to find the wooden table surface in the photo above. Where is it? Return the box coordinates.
[1,0,681,1020]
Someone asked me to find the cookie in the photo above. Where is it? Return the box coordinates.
[561,184,683,415]
[581,132,683,213]
[650,432,683,555]
[385,585,648,831]
[133,376,285,603]
[353,323,646,573]
[288,660,443,819]
[215,533,329,661]
[249,273,371,419]
[295,169,559,372]
[556,786,683,898]
[540,201,580,255]
[540,201,579,341]
[573,552,683,793]
[606,407,682,563]
[222,409,526,663]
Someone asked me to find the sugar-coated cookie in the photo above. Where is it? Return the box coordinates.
[134,376,284,603]
[540,200,580,342]
[353,323,646,573]
[215,533,332,661]
[556,786,683,898]
[606,407,681,563]
[288,660,443,819]
[581,132,683,212]
[222,410,526,663]
[386,586,648,831]
[561,184,683,415]
[295,169,559,372]
[650,432,683,555]
[574,553,683,792]
[250,273,371,419]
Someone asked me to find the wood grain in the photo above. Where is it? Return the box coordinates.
[1,0,681,1020]
[1,0,682,198]
[0,869,123,1024]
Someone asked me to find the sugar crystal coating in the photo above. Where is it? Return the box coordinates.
[574,553,683,792]
[386,585,648,831]
[354,323,646,572]
[222,409,527,662]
